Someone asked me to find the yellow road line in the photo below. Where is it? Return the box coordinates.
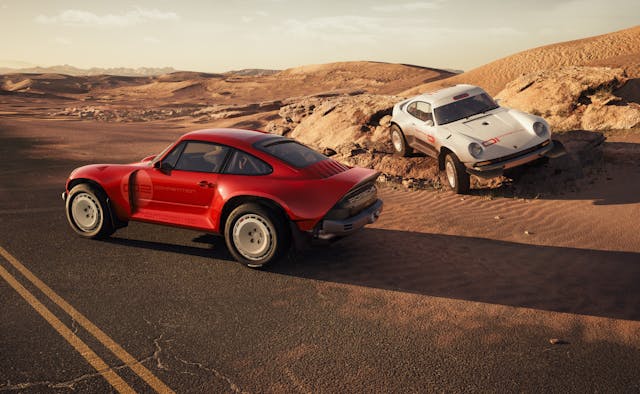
[0,246,175,394]
[0,263,135,394]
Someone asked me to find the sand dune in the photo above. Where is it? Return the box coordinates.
[0,61,453,104]
[1,28,639,192]
[274,61,455,95]
[1,25,640,362]
[403,25,640,96]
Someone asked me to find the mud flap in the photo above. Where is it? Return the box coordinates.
[106,197,128,229]
[466,167,504,179]
[545,140,567,159]
[289,221,311,251]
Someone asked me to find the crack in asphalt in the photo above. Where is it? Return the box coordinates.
[152,334,170,371]
[2,318,249,392]
[0,355,154,391]
[0,331,168,391]
[142,317,246,392]
[175,358,247,394]
[71,318,79,335]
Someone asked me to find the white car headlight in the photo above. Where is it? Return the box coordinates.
[468,142,483,159]
[533,121,548,137]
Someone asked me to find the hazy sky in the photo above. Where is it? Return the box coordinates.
[1,0,638,72]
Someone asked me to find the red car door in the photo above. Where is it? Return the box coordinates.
[130,141,229,231]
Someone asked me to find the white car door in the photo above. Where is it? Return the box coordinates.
[406,101,438,156]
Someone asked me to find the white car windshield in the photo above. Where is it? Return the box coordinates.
[434,93,499,125]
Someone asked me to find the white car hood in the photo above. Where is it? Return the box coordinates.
[441,108,542,159]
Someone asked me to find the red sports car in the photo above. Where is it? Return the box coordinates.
[62,128,383,267]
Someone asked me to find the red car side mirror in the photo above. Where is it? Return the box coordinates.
[154,161,173,174]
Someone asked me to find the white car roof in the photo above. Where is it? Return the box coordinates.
[411,84,487,108]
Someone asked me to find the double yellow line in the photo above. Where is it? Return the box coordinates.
[0,246,174,393]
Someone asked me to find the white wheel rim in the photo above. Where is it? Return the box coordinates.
[445,160,456,188]
[71,192,102,232]
[391,130,403,152]
[232,214,273,261]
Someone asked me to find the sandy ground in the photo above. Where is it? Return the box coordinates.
[1,115,640,391]
[4,115,640,310]
[2,27,640,389]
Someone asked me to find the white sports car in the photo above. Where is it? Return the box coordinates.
[390,84,565,193]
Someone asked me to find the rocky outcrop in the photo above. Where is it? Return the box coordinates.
[265,93,607,192]
[496,66,640,131]
[266,93,397,150]
[50,101,284,122]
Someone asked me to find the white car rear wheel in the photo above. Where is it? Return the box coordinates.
[390,125,412,157]
[445,160,456,188]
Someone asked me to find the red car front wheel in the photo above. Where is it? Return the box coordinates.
[66,183,115,239]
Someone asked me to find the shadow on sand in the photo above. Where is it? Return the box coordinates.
[105,227,640,322]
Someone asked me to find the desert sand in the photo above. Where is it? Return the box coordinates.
[403,25,640,96]
[1,26,638,194]
[1,26,640,390]
[0,116,639,392]
[1,25,639,199]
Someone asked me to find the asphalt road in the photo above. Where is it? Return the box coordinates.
[1,119,640,393]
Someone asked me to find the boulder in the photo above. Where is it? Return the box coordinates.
[266,93,399,152]
[496,66,640,131]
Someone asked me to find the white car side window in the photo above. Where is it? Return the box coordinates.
[407,101,433,122]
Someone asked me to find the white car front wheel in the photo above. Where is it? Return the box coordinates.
[444,153,470,194]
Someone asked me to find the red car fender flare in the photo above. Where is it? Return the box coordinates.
[217,190,297,230]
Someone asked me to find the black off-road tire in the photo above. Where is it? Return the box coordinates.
[224,203,290,268]
[390,124,413,157]
[444,153,471,194]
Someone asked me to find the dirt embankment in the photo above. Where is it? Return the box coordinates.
[2,28,639,193]
[400,25,640,134]
[496,66,640,131]
[403,25,640,96]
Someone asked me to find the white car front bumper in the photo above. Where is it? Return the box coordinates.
[466,140,563,178]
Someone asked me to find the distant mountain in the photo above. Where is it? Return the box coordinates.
[0,64,285,77]
[0,59,36,69]
[0,64,177,76]
[224,69,280,76]
[0,61,453,103]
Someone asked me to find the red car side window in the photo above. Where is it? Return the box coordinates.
[224,150,272,175]
[162,142,185,168]
[174,141,230,173]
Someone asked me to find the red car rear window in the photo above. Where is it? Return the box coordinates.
[255,138,326,168]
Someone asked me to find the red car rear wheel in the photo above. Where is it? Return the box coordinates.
[224,203,290,268]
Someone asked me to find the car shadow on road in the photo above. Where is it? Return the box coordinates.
[103,233,234,261]
[101,224,640,322]
[272,228,640,322]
